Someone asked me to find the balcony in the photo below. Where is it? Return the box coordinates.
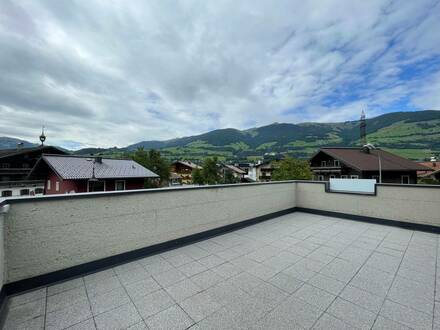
[0,181,439,329]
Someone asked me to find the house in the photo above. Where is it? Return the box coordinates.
[169,172,182,186]
[28,154,159,194]
[310,146,430,184]
[420,169,440,182]
[0,145,67,197]
[256,161,275,182]
[170,160,202,185]
[235,163,257,181]
[221,164,247,182]
[417,157,439,177]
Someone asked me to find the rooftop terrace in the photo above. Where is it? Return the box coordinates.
[0,181,439,330]
[4,212,440,330]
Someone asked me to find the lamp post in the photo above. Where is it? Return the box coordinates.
[378,153,382,183]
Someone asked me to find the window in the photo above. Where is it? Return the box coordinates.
[1,163,10,168]
[317,175,324,181]
[321,161,326,167]
[372,175,379,182]
[401,175,410,184]
[115,180,126,191]
[350,175,359,179]
[1,190,12,197]
[88,180,105,192]
[35,188,44,194]
[330,175,336,179]
[20,189,29,196]
[47,180,51,190]
[55,181,60,192]
[22,163,30,168]
[341,175,348,179]
[334,160,340,167]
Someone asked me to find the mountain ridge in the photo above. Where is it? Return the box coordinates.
[1,110,439,160]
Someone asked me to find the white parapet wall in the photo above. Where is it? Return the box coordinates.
[296,181,440,227]
[2,182,296,283]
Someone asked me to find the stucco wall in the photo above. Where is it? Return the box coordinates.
[0,206,6,292]
[296,182,440,227]
[3,182,296,283]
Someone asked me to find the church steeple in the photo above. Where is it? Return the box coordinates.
[360,110,366,146]
[39,126,46,146]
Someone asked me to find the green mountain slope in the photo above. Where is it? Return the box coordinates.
[126,110,440,161]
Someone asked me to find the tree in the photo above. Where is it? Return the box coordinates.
[132,148,170,187]
[202,157,221,184]
[192,168,204,185]
[271,157,313,181]
[191,157,221,185]
[222,170,239,184]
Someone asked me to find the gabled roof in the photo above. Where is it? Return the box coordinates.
[32,154,158,180]
[173,160,202,170]
[0,146,66,159]
[224,164,246,174]
[313,147,430,171]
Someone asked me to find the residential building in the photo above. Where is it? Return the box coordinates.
[28,154,158,194]
[221,164,247,182]
[169,172,182,186]
[310,146,429,184]
[0,145,67,197]
[170,160,202,185]
[235,162,257,181]
[256,161,275,182]
[417,157,439,177]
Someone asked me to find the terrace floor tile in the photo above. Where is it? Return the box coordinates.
[6,212,440,330]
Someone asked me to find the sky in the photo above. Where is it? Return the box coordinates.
[0,0,440,149]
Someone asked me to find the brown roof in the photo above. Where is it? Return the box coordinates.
[316,148,430,171]
[173,160,202,170]
[224,164,246,174]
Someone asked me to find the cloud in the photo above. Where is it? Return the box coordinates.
[0,0,439,148]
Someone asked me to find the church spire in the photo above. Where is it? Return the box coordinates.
[39,126,46,146]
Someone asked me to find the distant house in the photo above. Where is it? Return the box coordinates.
[256,162,275,182]
[169,172,182,186]
[420,169,440,182]
[417,158,439,177]
[170,161,202,185]
[0,145,67,197]
[310,147,429,184]
[235,163,257,181]
[221,164,247,182]
[28,154,158,194]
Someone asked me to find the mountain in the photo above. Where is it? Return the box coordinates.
[125,110,440,161]
[0,137,37,150]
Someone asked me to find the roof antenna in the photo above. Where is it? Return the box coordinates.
[39,126,46,146]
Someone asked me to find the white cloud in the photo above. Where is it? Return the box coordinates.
[0,0,439,148]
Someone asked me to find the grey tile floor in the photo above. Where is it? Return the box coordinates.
[4,212,440,330]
